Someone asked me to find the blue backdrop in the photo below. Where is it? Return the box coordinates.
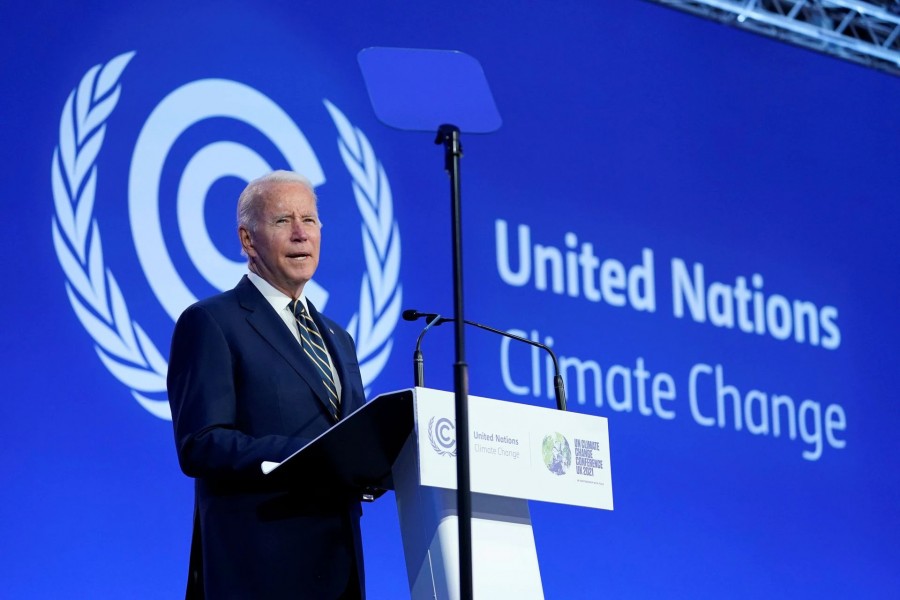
[3,0,899,597]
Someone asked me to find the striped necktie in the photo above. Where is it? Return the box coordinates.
[290,299,340,421]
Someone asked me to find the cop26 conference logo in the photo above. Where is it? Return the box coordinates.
[50,51,402,419]
[542,433,572,475]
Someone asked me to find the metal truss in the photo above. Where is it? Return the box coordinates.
[649,0,900,77]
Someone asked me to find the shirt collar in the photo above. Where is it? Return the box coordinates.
[246,271,308,314]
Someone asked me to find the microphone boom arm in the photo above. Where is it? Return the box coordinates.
[412,314,443,386]
[403,309,567,411]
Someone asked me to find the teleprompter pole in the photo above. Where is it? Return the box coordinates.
[435,123,473,600]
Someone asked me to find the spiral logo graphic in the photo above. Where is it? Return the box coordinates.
[51,52,401,419]
[129,78,329,320]
[428,416,457,457]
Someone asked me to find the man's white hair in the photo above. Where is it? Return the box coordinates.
[236,170,318,233]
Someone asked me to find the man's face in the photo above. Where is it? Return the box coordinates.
[239,181,321,298]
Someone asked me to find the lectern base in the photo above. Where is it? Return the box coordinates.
[393,434,544,599]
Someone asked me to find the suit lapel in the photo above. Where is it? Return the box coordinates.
[235,277,332,413]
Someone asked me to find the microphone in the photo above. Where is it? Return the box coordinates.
[403,309,445,324]
[403,309,567,411]
[404,310,444,386]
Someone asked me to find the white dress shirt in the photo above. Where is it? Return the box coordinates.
[246,272,342,400]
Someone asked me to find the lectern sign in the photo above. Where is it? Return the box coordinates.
[414,388,614,510]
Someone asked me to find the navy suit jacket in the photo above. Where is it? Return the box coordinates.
[167,276,367,599]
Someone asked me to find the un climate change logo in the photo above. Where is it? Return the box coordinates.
[428,417,457,457]
[51,51,402,420]
[542,433,572,476]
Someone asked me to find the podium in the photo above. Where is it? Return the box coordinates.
[262,387,613,599]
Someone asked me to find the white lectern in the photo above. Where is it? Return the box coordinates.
[262,387,613,600]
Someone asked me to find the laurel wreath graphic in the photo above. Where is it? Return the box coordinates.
[428,416,458,457]
[51,52,400,419]
[324,101,402,390]
[50,51,172,419]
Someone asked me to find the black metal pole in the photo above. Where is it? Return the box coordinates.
[435,123,472,600]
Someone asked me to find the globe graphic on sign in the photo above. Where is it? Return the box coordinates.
[542,433,572,476]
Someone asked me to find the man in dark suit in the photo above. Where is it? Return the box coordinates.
[167,171,367,599]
